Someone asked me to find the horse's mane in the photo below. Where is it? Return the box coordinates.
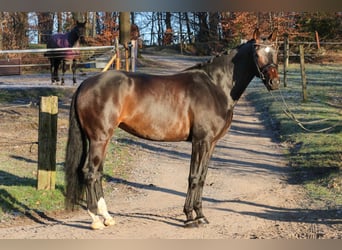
[183,39,255,72]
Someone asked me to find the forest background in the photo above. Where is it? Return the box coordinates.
[0,12,341,53]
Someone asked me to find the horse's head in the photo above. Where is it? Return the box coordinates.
[75,21,87,44]
[252,28,280,91]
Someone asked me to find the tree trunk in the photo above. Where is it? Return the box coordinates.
[57,12,62,33]
[165,12,172,30]
[0,12,3,50]
[209,12,219,41]
[38,12,54,44]
[13,12,29,48]
[184,12,192,43]
[150,12,155,45]
[197,12,209,42]
[131,12,135,24]
[119,12,131,46]
[91,12,96,37]
[163,12,173,45]
[157,12,163,46]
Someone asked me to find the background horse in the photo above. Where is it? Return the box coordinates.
[44,21,86,85]
[64,29,280,230]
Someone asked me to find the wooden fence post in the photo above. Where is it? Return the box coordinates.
[315,31,321,50]
[125,42,130,72]
[131,39,137,72]
[283,33,289,87]
[37,96,58,190]
[115,37,121,70]
[299,45,308,102]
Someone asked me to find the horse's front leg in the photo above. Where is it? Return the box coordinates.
[193,142,217,225]
[53,59,61,84]
[49,59,55,84]
[184,139,212,228]
[72,59,77,85]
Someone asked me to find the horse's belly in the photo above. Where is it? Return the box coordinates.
[118,118,190,142]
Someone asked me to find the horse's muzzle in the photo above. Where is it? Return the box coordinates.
[262,65,280,90]
[267,77,280,90]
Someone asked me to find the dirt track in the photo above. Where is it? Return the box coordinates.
[0,54,340,239]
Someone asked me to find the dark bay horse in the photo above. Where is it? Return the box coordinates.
[65,29,280,230]
[44,21,86,85]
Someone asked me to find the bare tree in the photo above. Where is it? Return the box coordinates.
[184,12,192,43]
[119,12,131,46]
[197,12,209,42]
[12,12,29,48]
[209,12,220,41]
[37,12,54,44]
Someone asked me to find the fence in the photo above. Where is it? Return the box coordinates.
[0,41,140,75]
[281,35,342,101]
[0,45,115,75]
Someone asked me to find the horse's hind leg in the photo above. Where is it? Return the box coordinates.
[49,59,55,84]
[53,59,61,83]
[61,60,67,85]
[84,139,115,230]
[72,59,77,85]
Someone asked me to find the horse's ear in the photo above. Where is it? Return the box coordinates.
[268,28,278,42]
[253,28,260,41]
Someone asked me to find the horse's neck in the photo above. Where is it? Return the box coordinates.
[203,49,256,108]
[229,53,256,103]
[67,29,79,47]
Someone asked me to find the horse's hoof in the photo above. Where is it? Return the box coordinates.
[104,217,115,227]
[196,217,209,225]
[184,220,199,228]
[91,220,105,230]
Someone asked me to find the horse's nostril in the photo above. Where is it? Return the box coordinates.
[269,78,280,89]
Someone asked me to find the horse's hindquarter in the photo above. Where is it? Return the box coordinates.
[46,33,78,60]
[77,71,230,142]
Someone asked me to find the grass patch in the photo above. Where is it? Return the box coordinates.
[0,131,133,223]
[246,63,342,207]
[0,87,74,105]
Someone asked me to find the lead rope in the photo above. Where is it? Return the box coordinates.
[269,89,341,133]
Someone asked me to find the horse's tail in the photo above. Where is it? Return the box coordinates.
[65,89,87,210]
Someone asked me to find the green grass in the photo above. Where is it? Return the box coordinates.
[246,63,342,207]
[0,87,73,104]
